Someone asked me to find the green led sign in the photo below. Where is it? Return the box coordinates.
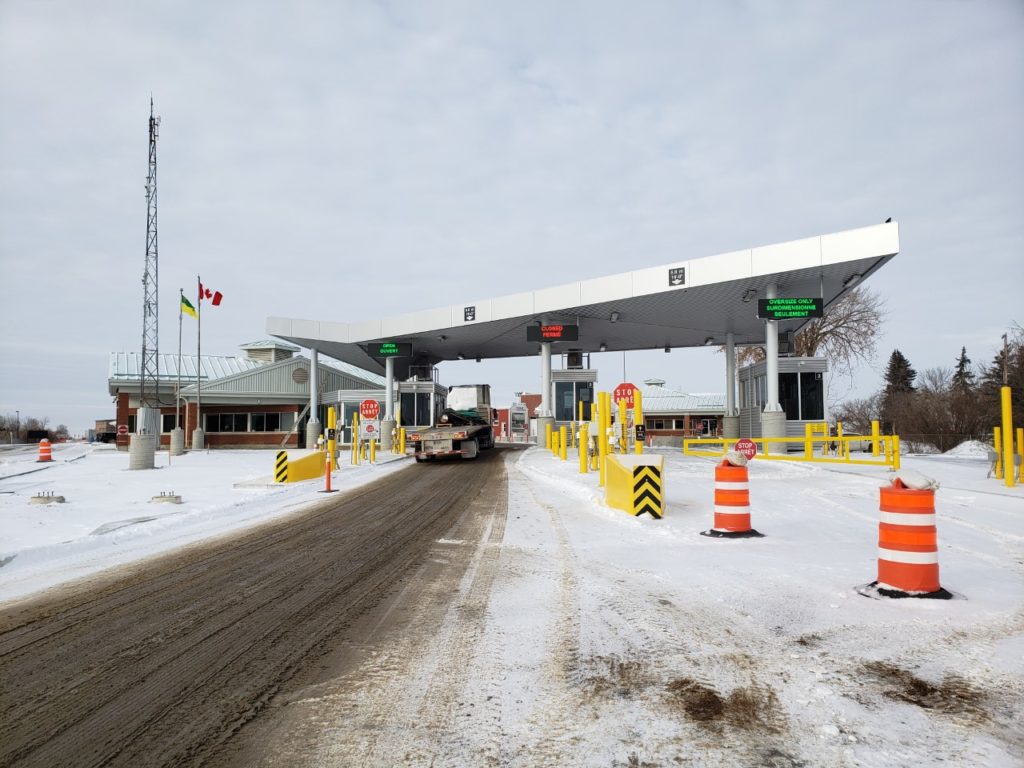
[756,298,823,320]
[369,342,412,358]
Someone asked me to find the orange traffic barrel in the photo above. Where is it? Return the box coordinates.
[868,478,951,599]
[37,439,53,463]
[701,459,763,538]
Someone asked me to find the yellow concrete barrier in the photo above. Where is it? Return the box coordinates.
[605,454,664,519]
[276,450,327,483]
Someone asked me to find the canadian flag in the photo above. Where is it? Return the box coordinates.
[199,283,223,306]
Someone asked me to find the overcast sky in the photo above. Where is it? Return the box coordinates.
[1,1,1021,434]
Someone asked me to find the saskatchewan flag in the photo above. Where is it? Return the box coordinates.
[181,294,198,319]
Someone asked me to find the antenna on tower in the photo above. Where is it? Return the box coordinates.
[140,97,161,413]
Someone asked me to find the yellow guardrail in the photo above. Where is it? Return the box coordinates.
[683,433,900,470]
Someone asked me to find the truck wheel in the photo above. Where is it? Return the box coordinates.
[461,438,479,460]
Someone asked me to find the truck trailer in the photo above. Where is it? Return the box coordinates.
[407,385,495,461]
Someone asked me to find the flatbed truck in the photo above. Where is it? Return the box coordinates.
[407,385,495,461]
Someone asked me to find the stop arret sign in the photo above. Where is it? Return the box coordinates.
[359,399,380,419]
[613,382,637,408]
[117,424,128,435]
[734,438,757,460]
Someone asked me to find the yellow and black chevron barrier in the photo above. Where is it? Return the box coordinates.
[632,464,663,518]
[605,454,664,519]
[274,449,327,483]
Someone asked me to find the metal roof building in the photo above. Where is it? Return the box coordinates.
[107,342,385,449]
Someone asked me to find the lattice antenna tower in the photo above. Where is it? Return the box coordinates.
[140,97,161,408]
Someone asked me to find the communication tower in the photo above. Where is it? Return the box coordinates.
[140,98,160,408]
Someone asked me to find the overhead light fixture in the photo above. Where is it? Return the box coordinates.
[843,273,862,288]
[475,357,481,363]
[609,311,619,323]
[742,289,757,303]
[599,343,608,352]
[704,337,715,346]
[664,345,671,353]
[457,353,465,360]
[438,334,447,342]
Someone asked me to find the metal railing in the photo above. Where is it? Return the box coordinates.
[683,425,900,470]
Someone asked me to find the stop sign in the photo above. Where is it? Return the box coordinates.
[734,438,757,460]
[359,399,380,419]
[613,382,637,408]
[117,424,128,435]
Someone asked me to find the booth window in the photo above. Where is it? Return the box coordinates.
[252,413,282,432]
[800,371,824,420]
[206,414,248,432]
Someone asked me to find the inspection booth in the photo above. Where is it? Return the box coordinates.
[737,356,828,438]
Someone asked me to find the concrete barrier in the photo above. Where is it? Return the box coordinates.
[605,454,664,518]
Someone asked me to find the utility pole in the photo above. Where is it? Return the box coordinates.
[1003,333,1009,386]
[140,97,161,412]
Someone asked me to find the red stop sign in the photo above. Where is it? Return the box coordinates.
[613,382,637,408]
[359,399,380,419]
[117,424,128,435]
[734,438,757,460]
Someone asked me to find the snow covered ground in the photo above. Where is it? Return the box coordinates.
[1,440,1022,765]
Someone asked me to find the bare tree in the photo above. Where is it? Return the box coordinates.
[730,287,887,377]
[831,394,881,434]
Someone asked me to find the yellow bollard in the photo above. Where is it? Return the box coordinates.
[1001,387,1015,487]
[579,422,589,474]
[804,422,813,459]
[399,427,406,455]
[327,407,337,471]
[871,419,881,457]
[893,434,901,471]
[994,427,1003,478]
[1017,427,1023,481]
[599,391,611,486]
[351,413,360,465]
[546,423,553,451]
[617,398,627,454]
[370,438,376,464]
[560,426,568,461]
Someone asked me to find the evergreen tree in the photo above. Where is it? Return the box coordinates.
[949,346,983,439]
[880,349,917,433]
[951,347,975,394]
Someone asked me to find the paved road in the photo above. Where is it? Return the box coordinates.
[0,448,512,768]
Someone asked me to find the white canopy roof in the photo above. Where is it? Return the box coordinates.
[268,222,898,377]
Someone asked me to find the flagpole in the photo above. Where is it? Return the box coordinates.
[177,289,183,436]
[196,275,202,443]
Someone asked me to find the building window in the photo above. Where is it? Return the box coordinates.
[674,419,686,430]
[652,420,666,430]
[206,414,248,432]
[161,414,181,433]
[780,372,800,420]
[754,375,766,407]
[800,371,824,420]
[127,415,136,433]
[251,413,282,432]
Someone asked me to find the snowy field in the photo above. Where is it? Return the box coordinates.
[1,441,1022,765]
